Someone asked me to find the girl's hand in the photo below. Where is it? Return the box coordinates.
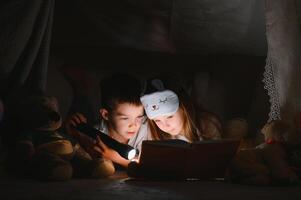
[94,136,130,167]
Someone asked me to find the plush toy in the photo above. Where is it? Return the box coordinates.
[227,120,299,185]
[286,112,301,177]
[8,94,114,181]
[199,111,223,140]
[223,118,262,150]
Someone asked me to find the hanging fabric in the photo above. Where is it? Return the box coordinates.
[263,0,301,124]
[0,0,55,98]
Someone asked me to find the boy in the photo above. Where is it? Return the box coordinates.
[65,73,149,174]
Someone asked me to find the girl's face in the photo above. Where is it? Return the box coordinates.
[106,103,145,141]
[153,109,184,136]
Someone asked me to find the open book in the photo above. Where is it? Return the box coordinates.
[127,139,240,180]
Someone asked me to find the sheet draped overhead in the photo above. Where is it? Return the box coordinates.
[72,0,266,55]
[5,0,299,129]
[0,0,54,99]
[263,0,301,126]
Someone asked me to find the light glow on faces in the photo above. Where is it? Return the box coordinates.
[108,103,145,141]
[153,109,184,136]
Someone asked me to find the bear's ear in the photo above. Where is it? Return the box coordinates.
[100,108,109,120]
[48,96,60,113]
[261,120,289,142]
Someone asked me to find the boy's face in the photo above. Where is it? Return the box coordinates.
[106,103,145,141]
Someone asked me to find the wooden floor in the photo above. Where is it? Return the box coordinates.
[1,171,301,200]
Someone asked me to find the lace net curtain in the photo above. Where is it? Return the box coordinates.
[263,0,301,125]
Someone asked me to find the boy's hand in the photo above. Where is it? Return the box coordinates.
[64,113,99,158]
[94,136,130,167]
[65,113,87,137]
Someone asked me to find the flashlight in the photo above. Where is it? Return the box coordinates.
[74,123,137,160]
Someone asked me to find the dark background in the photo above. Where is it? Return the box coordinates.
[0,0,269,137]
[47,0,269,134]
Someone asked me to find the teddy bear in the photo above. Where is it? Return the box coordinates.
[199,111,223,140]
[285,112,301,177]
[227,120,300,185]
[5,93,115,181]
[222,118,259,149]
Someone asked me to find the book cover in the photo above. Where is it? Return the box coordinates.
[128,139,240,180]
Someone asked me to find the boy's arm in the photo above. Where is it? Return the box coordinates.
[94,136,131,167]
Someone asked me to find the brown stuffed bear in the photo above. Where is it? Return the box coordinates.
[7,94,114,181]
[223,118,258,149]
[227,120,299,185]
[199,111,223,140]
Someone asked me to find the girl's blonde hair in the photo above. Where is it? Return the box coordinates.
[149,101,200,142]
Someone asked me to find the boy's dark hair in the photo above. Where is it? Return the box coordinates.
[100,73,142,111]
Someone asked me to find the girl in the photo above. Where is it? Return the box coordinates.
[140,76,222,142]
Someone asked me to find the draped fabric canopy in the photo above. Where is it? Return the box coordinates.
[0,0,300,130]
[53,0,266,55]
[263,0,301,128]
[0,0,54,98]
[0,0,266,98]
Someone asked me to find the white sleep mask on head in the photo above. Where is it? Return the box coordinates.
[140,90,179,119]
